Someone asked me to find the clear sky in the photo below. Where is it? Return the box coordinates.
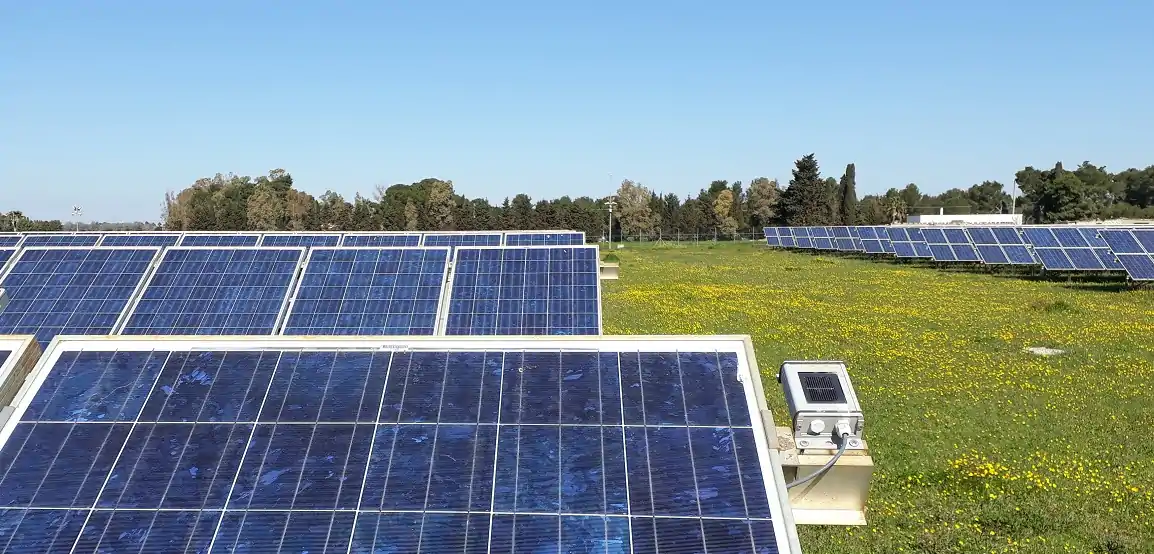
[3,2,1152,222]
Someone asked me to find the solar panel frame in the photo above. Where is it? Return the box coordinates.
[0,248,16,273]
[258,233,343,248]
[97,233,183,247]
[811,227,835,251]
[0,234,24,248]
[177,233,262,247]
[117,246,306,336]
[792,227,814,249]
[421,231,504,250]
[830,226,856,251]
[441,244,603,336]
[0,335,801,554]
[279,246,452,336]
[763,227,780,247]
[503,230,587,246]
[340,233,424,247]
[1099,229,1154,280]
[21,234,103,247]
[777,227,796,248]
[0,335,38,410]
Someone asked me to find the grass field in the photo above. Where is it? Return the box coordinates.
[600,242,1154,554]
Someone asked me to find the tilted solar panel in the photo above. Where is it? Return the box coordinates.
[0,235,22,248]
[282,247,450,336]
[792,227,814,249]
[178,234,261,247]
[763,227,780,247]
[259,234,342,248]
[98,233,182,247]
[965,227,1033,265]
[0,247,160,344]
[341,234,423,247]
[1099,229,1154,280]
[445,246,601,336]
[0,336,794,553]
[504,231,586,246]
[422,233,503,252]
[1076,228,1123,270]
[120,247,305,335]
[22,234,102,247]
[811,227,835,250]
[0,248,15,269]
[778,227,796,248]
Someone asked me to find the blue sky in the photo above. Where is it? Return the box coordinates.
[2,2,1152,222]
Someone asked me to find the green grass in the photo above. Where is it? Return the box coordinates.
[600,241,1154,554]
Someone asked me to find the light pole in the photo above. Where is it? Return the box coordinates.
[71,206,82,232]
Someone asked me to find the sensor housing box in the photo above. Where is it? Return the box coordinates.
[778,361,864,450]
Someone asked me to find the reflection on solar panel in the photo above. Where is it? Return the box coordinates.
[0,235,22,248]
[422,232,502,251]
[22,234,102,247]
[445,246,601,335]
[778,227,796,248]
[120,247,305,335]
[98,234,182,247]
[0,247,159,344]
[341,234,422,247]
[178,234,261,247]
[282,247,450,335]
[259,234,342,248]
[504,231,586,246]
[1100,229,1154,280]
[0,336,789,553]
[764,227,780,247]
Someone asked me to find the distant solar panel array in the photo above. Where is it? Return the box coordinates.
[765,225,1154,281]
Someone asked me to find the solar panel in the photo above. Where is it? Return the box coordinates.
[504,231,586,246]
[847,227,865,252]
[1100,229,1154,280]
[282,247,450,336]
[0,235,22,248]
[445,246,601,336]
[423,232,503,251]
[763,227,779,247]
[178,234,261,247]
[856,227,885,254]
[791,227,813,249]
[778,227,796,248]
[0,247,160,345]
[831,227,856,251]
[0,336,794,554]
[259,234,342,248]
[98,234,182,247]
[810,227,835,250]
[22,234,102,247]
[1076,228,1124,270]
[0,248,15,269]
[965,227,1034,265]
[120,247,305,335]
[887,227,928,258]
[341,234,423,247]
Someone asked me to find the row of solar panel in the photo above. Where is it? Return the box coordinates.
[764,226,1154,281]
[0,230,586,249]
[0,245,603,346]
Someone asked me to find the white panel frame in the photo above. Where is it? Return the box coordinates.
[1,334,802,554]
[97,232,184,247]
[420,230,504,248]
[176,231,263,247]
[502,230,587,246]
[20,233,104,247]
[258,232,344,247]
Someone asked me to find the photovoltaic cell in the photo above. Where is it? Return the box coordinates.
[282,247,450,335]
[504,232,586,246]
[1077,228,1124,270]
[178,234,261,247]
[98,234,182,247]
[422,233,503,251]
[341,234,422,247]
[0,248,159,344]
[0,339,787,553]
[259,234,342,248]
[0,235,22,248]
[831,227,856,251]
[0,248,15,268]
[21,234,102,247]
[445,246,601,335]
[120,247,305,335]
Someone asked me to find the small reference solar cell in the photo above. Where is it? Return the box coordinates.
[260,234,342,248]
[22,234,102,247]
[0,337,790,554]
[178,234,261,247]
[504,231,586,246]
[282,247,450,336]
[341,234,423,247]
[120,247,305,335]
[0,247,159,344]
[445,246,601,335]
[98,234,182,247]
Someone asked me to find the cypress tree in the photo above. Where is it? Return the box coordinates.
[840,163,858,224]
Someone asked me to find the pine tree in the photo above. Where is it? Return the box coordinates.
[840,163,858,224]
[779,154,830,225]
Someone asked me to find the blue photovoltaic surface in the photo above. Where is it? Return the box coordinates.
[848,227,864,252]
[341,234,422,247]
[504,232,586,246]
[792,227,813,249]
[1100,229,1154,280]
[0,236,22,248]
[831,227,856,251]
[178,234,261,247]
[0,248,15,268]
[857,227,885,254]
[259,234,342,248]
[965,227,1035,265]
[21,234,102,247]
[446,246,601,335]
[422,233,503,251]
[283,247,449,335]
[0,344,782,553]
[0,248,159,345]
[120,248,305,335]
[811,227,834,250]
[98,234,182,247]
[763,227,780,247]
[1077,228,1124,270]
[0,350,10,369]
[778,227,796,248]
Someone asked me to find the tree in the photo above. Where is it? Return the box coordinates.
[615,180,657,238]
[246,183,284,231]
[424,180,455,230]
[318,191,352,230]
[967,181,1010,213]
[747,177,779,228]
[509,194,534,229]
[779,154,831,225]
[839,164,857,225]
[713,189,739,238]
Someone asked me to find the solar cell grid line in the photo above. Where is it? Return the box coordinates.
[118,246,306,336]
[97,233,182,247]
[504,231,587,247]
[21,234,103,247]
[0,246,161,345]
[177,234,261,247]
[340,233,423,247]
[0,336,798,553]
[443,245,602,336]
[280,246,451,336]
[259,233,343,248]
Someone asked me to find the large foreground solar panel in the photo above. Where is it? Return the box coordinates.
[0,336,795,554]
[341,234,422,247]
[21,234,102,247]
[120,247,305,335]
[259,234,342,248]
[0,247,160,345]
[504,231,586,246]
[178,234,261,247]
[98,233,182,247]
[282,247,450,335]
[445,246,601,336]
[0,235,22,248]
[423,232,503,251]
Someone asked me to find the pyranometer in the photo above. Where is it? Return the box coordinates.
[778,361,864,450]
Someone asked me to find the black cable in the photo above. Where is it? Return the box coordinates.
[786,433,849,490]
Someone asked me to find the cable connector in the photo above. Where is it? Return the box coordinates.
[786,422,852,490]
[835,420,852,440]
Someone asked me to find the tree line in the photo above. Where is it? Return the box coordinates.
[5,155,1153,236]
